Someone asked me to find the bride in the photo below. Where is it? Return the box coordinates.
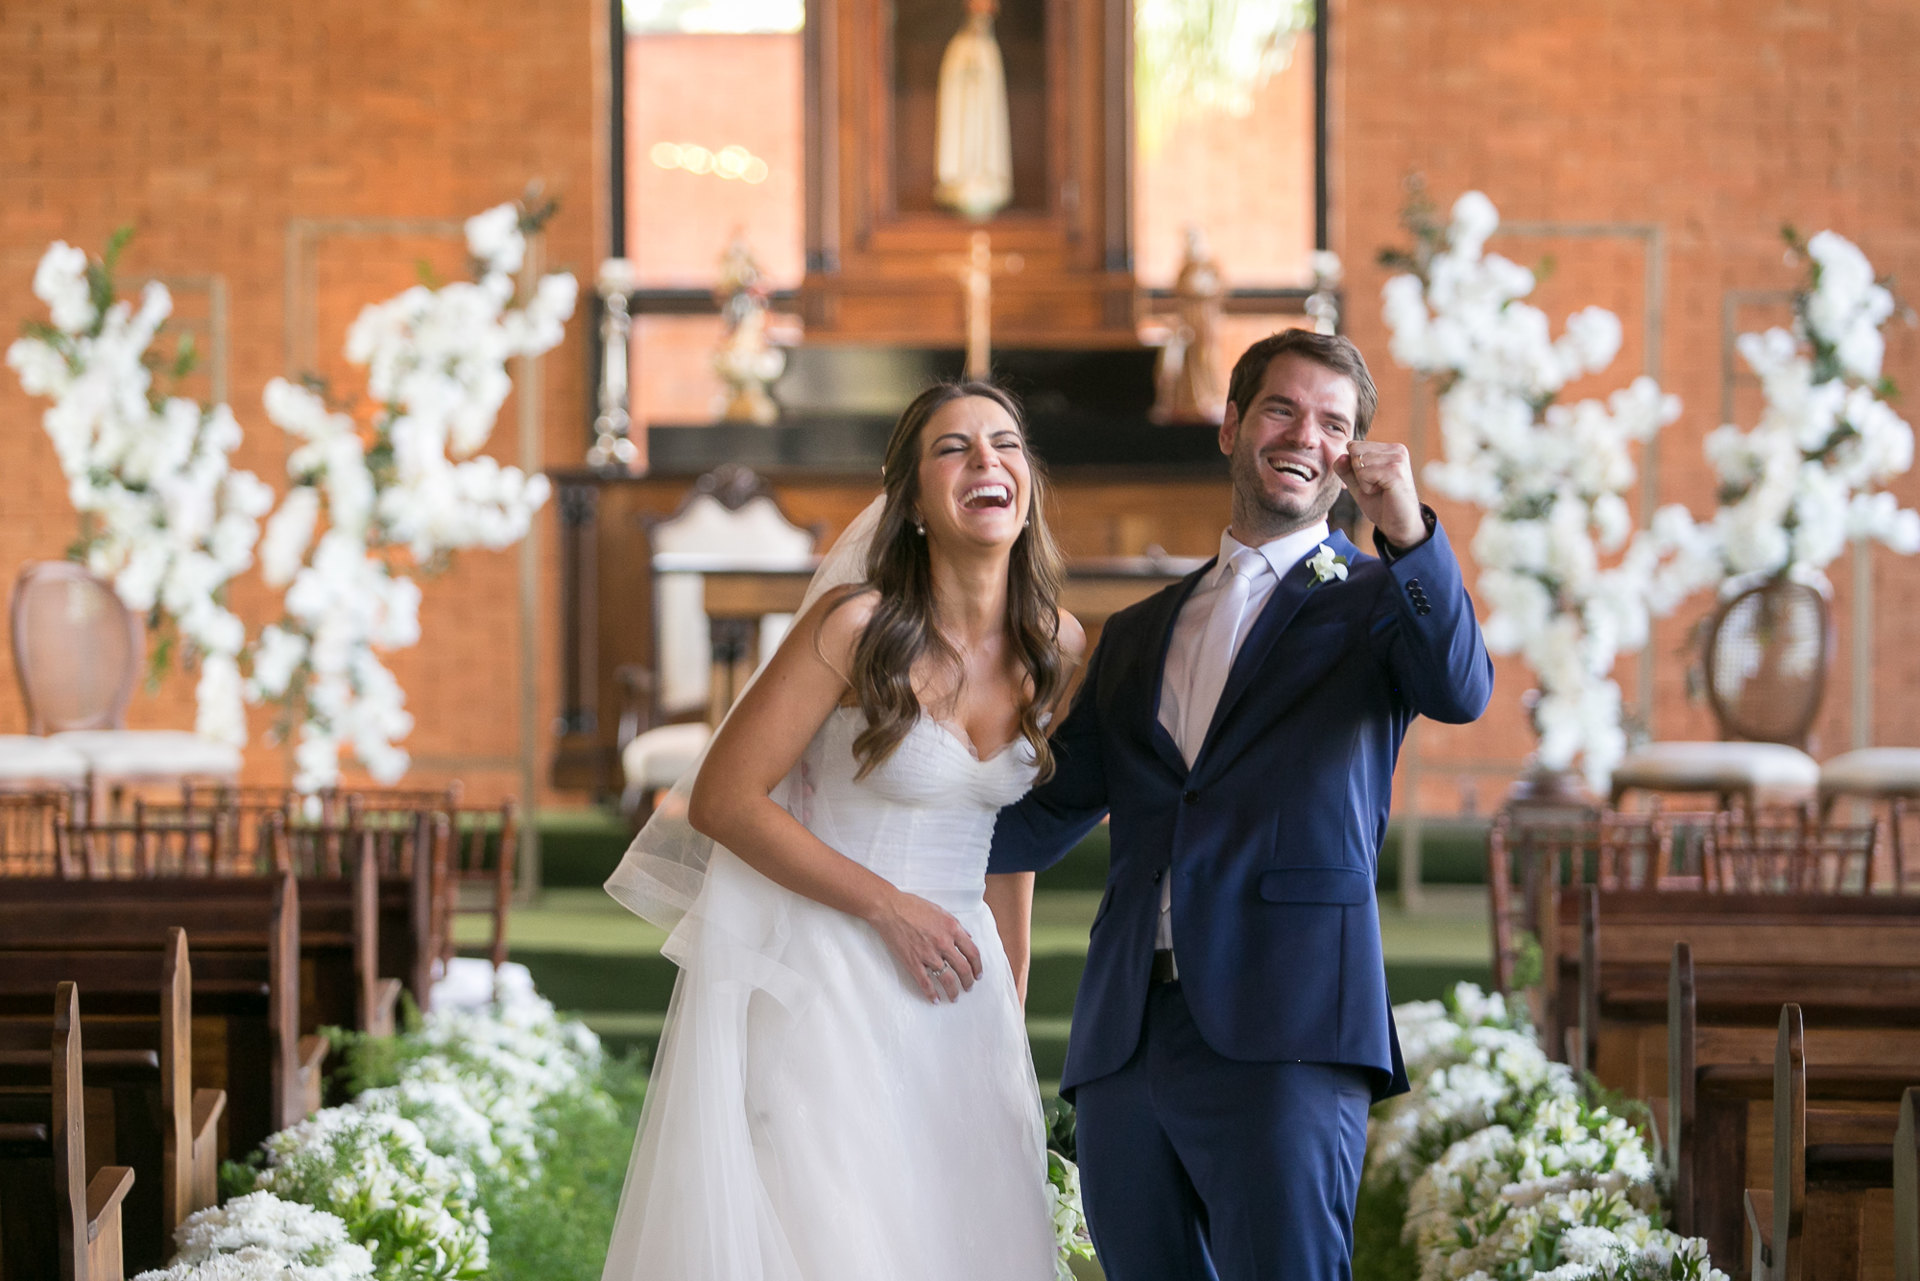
[602,381,1085,1280]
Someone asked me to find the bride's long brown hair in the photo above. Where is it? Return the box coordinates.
[829,381,1069,782]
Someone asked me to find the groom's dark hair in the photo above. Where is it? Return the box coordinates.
[1226,330,1378,439]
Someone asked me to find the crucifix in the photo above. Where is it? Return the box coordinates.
[938,230,1023,379]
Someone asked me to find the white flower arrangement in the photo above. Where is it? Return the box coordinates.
[1677,230,1918,587]
[1374,983,1730,1281]
[242,1107,489,1280]
[1381,190,1691,791]
[8,234,275,747]
[250,200,577,790]
[132,1192,376,1281]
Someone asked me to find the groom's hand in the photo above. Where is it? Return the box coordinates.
[1332,440,1426,551]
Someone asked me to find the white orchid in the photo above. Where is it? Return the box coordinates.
[253,199,575,790]
[9,238,272,747]
[1381,191,1690,789]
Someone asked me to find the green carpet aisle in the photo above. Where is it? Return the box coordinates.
[454,811,1496,1092]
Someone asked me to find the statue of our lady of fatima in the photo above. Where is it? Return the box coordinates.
[933,0,1013,220]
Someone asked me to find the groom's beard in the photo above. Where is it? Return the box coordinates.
[1230,442,1343,539]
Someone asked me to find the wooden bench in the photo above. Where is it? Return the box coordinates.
[0,928,221,1272]
[0,874,324,1161]
[0,982,136,1281]
[1559,885,1920,1090]
[1666,944,1920,1272]
[1897,1089,1917,1281]
[1742,1004,1915,1280]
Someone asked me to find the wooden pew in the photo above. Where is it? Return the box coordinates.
[1563,885,1920,1094]
[1667,945,1920,1270]
[0,928,222,1272]
[1897,1089,1917,1281]
[437,799,518,971]
[0,983,136,1281]
[0,874,324,1160]
[1742,1004,1914,1280]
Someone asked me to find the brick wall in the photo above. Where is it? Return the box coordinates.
[5,1,1916,813]
[0,0,602,805]
[1333,0,1920,814]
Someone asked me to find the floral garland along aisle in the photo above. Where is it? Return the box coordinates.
[1371,984,1727,1281]
[8,201,577,792]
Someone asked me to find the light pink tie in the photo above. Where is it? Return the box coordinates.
[1180,547,1266,759]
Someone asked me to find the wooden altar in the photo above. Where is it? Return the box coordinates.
[549,457,1231,796]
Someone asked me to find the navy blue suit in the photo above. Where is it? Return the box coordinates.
[988,519,1492,1279]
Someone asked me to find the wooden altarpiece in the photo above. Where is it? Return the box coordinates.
[800,0,1137,346]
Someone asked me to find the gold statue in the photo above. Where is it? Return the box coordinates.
[1153,226,1226,423]
[934,0,1013,220]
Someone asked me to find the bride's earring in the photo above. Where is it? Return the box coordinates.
[914,516,926,535]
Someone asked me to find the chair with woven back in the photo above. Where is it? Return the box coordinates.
[9,561,242,818]
[1610,575,1828,813]
[1702,803,1882,895]
[618,464,818,819]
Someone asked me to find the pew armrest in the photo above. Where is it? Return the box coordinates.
[86,1164,135,1240]
[295,1034,329,1118]
[1745,1188,1774,1267]
[370,978,403,1038]
[191,1087,226,1144]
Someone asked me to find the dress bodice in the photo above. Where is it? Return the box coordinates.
[789,706,1037,901]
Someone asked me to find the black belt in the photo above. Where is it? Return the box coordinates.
[1150,949,1178,985]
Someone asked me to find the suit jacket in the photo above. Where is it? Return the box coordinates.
[987,521,1492,1100]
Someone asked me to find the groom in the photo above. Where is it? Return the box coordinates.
[989,330,1492,1280]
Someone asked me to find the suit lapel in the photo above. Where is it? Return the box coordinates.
[1143,560,1211,776]
[1193,530,1357,771]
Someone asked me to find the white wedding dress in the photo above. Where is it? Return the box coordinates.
[601,704,1058,1280]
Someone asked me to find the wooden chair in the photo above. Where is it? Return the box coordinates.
[9,561,241,817]
[619,464,818,818]
[1611,577,1827,813]
[0,929,222,1272]
[1702,806,1880,894]
[0,982,135,1281]
[0,788,77,875]
[436,799,518,970]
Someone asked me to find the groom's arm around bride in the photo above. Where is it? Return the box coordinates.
[988,329,1493,1281]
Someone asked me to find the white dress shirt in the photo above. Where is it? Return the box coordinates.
[1154,521,1332,956]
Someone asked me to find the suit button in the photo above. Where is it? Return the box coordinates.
[1408,578,1422,589]
[1182,790,1199,804]
[1153,869,1164,883]
[1416,605,1431,616]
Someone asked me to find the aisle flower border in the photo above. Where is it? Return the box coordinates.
[134,972,605,1280]
[1370,984,1728,1281]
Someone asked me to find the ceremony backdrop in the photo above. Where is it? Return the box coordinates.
[0,0,1914,812]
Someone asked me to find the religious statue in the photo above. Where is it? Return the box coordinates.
[933,0,1013,220]
[712,230,786,425]
[1151,225,1226,424]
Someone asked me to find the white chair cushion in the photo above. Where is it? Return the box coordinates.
[622,721,713,793]
[51,729,243,778]
[0,735,90,784]
[1611,741,1820,795]
[1818,747,1920,797]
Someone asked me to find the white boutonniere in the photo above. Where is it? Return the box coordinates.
[1307,542,1348,585]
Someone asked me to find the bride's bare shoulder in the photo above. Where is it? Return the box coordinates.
[1057,609,1088,666]
[798,585,879,675]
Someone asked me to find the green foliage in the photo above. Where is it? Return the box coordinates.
[1352,1175,1418,1281]
[480,1049,650,1281]
[1043,1094,1078,1163]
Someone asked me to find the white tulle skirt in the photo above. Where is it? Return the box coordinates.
[601,851,1056,1281]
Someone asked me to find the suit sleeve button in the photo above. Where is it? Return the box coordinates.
[1182,790,1199,804]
